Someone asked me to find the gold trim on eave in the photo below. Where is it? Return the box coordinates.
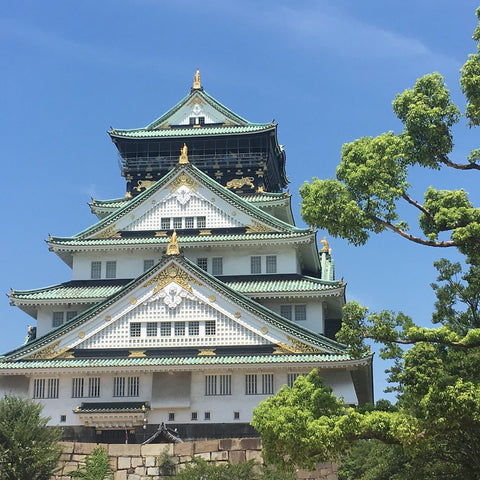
[142,263,202,294]
[166,230,180,255]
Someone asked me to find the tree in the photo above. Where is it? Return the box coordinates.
[253,7,480,479]
[0,395,63,480]
[69,446,113,480]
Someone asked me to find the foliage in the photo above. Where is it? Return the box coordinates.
[157,452,176,476]
[253,7,480,479]
[69,446,113,480]
[0,395,63,480]
[172,456,295,480]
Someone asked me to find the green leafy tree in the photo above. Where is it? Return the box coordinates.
[69,446,113,480]
[0,395,63,480]
[253,7,480,479]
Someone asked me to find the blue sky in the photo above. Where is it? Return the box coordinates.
[1,1,478,401]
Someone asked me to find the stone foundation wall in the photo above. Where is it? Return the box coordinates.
[53,439,337,480]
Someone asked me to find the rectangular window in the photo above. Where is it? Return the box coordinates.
[127,376,139,397]
[161,217,171,229]
[196,216,206,228]
[198,116,205,125]
[188,321,199,336]
[266,255,277,273]
[144,259,154,271]
[174,322,186,336]
[204,411,211,420]
[287,373,300,388]
[105,261,116,279]
[185,217,194,229]
[219,375,232,395]
[146,322,157,337]
[130,322,141,337]
[52,312,64,328]
[66,311,77,322]
[47,378,59,398]
[245,374,257,395]
[234,411,240,420]
[88,377,101,397]
[191,411,198,421]
[250,256,261,274]
[262,374,274,394]
[205,375,217,396]
[295,304,307,321]
[212,257,223,275]
[205,320,216,336]
[160,322,172,336]
[33,379,45,399]
[189,117,195,125]
[197,258,208,271]
[280,305,293,320]
[173,217,183,229]
[168,412,175,421]
[72,378,84,398]
[91,261,101,279]
[113,377,125,397]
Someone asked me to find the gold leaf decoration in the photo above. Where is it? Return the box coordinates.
[133,180,156,192]
[166,173,200,193]
[286,335,325,353]
[129,350,146,358]
[91,224,121,239]
[245,220,275,234]
[142,263,202,294]
[198,348,216,356]
[26,341,62,360]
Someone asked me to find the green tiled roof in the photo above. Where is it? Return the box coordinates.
[75,402,149,413]
[3,255,345,360]
[90,198,130,208]
[0,353,356,369]
[110,124,274,138]
[225,276,342,294]
[49,231,312,248]
[241,192,290,203]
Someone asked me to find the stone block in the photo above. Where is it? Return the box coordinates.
[72,454,87,462]
[62,461,80,474]
[147,466,160,475]
[245,449,263,463]
[141,443,173,456]
[194,439,219,454]
[118,456,131,470]
[114,471,127,480]
[178,454,192,463]
[131,456,143,468]
[109,443,141,457]
[174,442,194,456]
[219,438,240,450]
[134,466,146,475]
[211,450,229,461]
[145,456,156,467]
[195,452,211,461]
[73,442,97,455]
[239,438,261,450]
[59,442,74,454]
[126,475,141,480]
[229,450,246,465]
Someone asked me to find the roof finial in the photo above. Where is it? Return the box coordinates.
[166,230,180,255]
[179,143,189,164]
[193,69,201,89]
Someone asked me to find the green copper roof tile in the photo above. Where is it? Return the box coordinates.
[225,277,341,294]
[0,353,354,369]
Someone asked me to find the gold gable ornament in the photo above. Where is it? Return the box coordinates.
[166,230,180,256]
[178,143,189,164]
[193,69,201,89]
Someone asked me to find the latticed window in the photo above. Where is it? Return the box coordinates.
[295,304,307,321]
[144,259,154,271]
[191,411,198,420]
[128,376,139,397]
[205,375,217,396]
[175,322,186,336]
[72,378,84,398]
[262,374,274,394]
[188,321,199,335]
[287,373,300,388]
[88,377,100,397]
[197,258,208,271]
[185,217,194,229]
[66,311,77,322]
[168,412,175,421]
[204,411,211,420]
[33,379,45,398]
[245,374,257,395]
[220,375,232,395]
[130,322,141,337]
[173,217,183,229]
[250,256,261,274]
[212,257,223,275]
[106,261,116,279]
[146,322,157,337]
[196,216,206,228]
[205,320,216,336]
[161,217,171,229]
[113,377,125,397]
[266,255,277,273]
[280,305,293,320]
[52,311,64,328]
[91,261,101,279]
[160,322,172,336]
[46,379,59,398]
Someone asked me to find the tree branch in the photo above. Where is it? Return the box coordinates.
[371,216,456,247]
[437,151,480,170]
[401,193,434,219]
[363,333,480,348]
